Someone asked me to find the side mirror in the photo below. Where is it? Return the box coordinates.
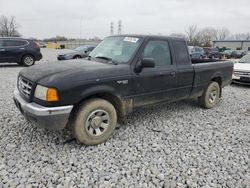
[134,58,155,73]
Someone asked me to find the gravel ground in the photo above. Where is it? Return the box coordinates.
[0,49,250,188]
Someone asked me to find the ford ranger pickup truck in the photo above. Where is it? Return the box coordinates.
[13,35,234,145]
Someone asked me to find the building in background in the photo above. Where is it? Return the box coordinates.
[213,40,250,51]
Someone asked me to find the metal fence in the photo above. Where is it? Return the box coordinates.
[46,40,101,49]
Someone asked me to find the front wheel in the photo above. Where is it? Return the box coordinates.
[22,55,35,66]
[71,98,117,145]
[198,82,220,109]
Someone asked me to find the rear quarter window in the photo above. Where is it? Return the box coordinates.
[173,41,190,65]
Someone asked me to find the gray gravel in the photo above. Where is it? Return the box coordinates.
[0,49,250,187]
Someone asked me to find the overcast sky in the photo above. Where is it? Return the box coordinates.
[1,0,250,39]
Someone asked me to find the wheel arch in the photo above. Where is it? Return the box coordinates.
[211,76,222,97]
[71,87,128,124]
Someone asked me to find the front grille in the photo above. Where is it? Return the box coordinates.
[234,71,250,76]
[18,76,33,98]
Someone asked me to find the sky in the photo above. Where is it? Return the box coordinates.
[1,0,250,39]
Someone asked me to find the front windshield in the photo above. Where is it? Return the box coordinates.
[239,54,250,63]
[89,36,143,63]
[74,46,88,51]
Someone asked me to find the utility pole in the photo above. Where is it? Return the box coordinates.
[110,22,114,35]
[118,20,122,35]
[80,16,83,39]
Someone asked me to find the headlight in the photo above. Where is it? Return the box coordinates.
[34,85,59,102]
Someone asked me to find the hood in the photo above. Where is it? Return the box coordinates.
[19,59,130,87]
[58,49,76,56]
[234,62,250,72]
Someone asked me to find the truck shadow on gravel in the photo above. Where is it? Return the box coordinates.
[18,98,207,147]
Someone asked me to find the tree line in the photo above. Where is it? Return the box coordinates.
[170,25,250,47]
[1,15,250,46]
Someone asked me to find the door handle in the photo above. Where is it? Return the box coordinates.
[0,49,5,51]
[170,71,176,77]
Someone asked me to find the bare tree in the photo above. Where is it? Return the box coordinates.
[233,33,250,40]
[0,15,21,37]
[185,25,198,46]
[215,28,230,40]
[198,27,217,47]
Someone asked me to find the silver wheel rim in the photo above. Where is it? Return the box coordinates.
[24,56,34,65]
[209,89,217,103]
[85,109,110,137]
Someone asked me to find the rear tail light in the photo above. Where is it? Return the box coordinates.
[34,42,40,49]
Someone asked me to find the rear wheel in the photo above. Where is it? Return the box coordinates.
[22,55,35,66]
[73,55,81,59]
[71,98,117,145]
[198,82,220,109]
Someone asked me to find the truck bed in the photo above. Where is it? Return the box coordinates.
[191,60,234,97]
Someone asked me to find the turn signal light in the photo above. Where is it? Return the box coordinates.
[46,88,59,101]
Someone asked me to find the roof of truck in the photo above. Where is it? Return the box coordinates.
[110,34,185,41]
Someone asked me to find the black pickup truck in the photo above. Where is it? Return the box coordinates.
[14,35,233,145]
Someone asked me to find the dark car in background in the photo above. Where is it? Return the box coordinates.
[57,45,95,60]
[38,42,46,48]
[188,46,205,60]
[0,38,42,66]
[203,47,222,59]
[221,50,233,58]
[231,50,246,59]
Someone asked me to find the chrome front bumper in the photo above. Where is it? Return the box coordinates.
[13,90,73,130]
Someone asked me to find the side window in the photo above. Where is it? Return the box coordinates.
[4,40,27,47]
[173,41,190,65]
[142,40,172,66]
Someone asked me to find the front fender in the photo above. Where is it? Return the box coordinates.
[78,85,118,102]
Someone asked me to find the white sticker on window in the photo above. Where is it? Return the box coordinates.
[123,37,139,43]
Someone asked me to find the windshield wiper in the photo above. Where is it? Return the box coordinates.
[94,56,118,65]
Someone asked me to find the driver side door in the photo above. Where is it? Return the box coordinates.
[131,39,177,108]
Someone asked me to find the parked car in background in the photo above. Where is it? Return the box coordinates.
[57,45,95,60]
[0,37,42,66]
[233,54,250,85]
[221,50,233,58]
[203,47,222,59]
[188,46,205,60]
[231,50,246,59]
[38,42,46,48]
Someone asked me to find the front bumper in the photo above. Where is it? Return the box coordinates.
[13,90,73,130]
[232,75,250,85]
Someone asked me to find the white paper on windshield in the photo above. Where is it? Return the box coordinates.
[123,37,139,43]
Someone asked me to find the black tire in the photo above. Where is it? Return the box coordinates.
[71,98,117,145]
[22,55,35,66]
[73,55,81,59]
[198,82,220,109]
